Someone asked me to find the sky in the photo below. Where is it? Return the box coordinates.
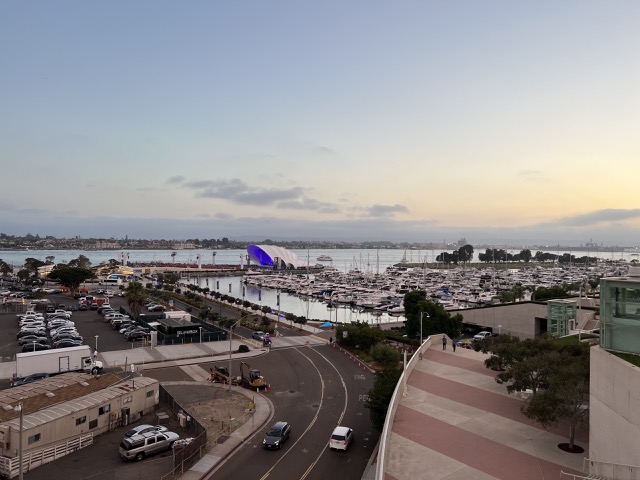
[1,1,639,246]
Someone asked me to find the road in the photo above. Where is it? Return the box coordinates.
[197,344,377,480]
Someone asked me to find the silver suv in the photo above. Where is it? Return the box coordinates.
[119,430,179,461]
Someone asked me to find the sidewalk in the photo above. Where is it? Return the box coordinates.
[383,343,588,479]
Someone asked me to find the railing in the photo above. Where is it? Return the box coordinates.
[375,334,433,480]
[584,458,640,480]
[0,432,93,478]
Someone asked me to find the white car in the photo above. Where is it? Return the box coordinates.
[329,426,353,451]
[473,331,494,341]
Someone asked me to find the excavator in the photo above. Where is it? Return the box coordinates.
[239,361,266,390]
[208,366,238,385]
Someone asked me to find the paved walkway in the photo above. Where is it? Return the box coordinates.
[384,344,589,480]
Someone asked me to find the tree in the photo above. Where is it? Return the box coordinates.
[369,343,401,367]
[404,291,462,340]
[68,255,91,268]
[0,259,12,277]
[47,267,94,293]
[125,281,146,320]
[522,346,590,451]
[458,244,474,264]
[365,366,402,430]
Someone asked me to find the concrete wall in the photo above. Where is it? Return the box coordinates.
[589,346,640,468]
[458,303,549,339]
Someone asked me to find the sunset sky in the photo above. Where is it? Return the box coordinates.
[2,2,639,246]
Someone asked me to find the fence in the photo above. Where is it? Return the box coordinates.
[0,433,93,478]
[584,458,640,480]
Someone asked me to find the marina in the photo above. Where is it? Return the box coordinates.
[1,247,636,325]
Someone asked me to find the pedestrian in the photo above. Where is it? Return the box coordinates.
[93,349,98,362]
[452,338,457,352]
[329,336,333,344]
[442,335,447,350]
[419,351,423,361]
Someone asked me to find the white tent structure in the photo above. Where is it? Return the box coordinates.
[246,245,306,269]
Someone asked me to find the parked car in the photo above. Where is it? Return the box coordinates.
[19,325,47,336]
[252,331,267,341]
[473,331,494,341]
[329,426,353,451]
[78,304,89,311]
[53,339,84,349]
[18,334,48,346]
[263,421,291,449]
[22,343,52,352]
[10,372,49,387]
[125,330,149,341]
[124,424,168,438]
[53,333,83,343]
[147,304,165,312]
[119,430,180,461]
[17,329,46,339]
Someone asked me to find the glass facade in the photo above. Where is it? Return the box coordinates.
[600,277,640,354]
[547,300,577,337]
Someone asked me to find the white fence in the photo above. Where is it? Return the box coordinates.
[0,432,93,478]
[375,335,433,480]
[584,458,640,480]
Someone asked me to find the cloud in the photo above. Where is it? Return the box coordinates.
[367,204,410,217]
[277,197,341,213]
[518,169,547,183]
[545,209,640,227]
[308,146,338,156]
[179,177,326,208]
[166,176,186,185]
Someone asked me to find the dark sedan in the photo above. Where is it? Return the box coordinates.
[125,330,149,341]
[53,339,84,349]
[17,335,48,346]
[21,343,52,352]
[262,421,291,450]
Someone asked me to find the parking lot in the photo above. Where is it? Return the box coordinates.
[1,293,147,383]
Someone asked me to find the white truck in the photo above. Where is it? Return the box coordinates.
[14,345,103,379]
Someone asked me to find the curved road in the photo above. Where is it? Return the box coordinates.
[203,344,377,480]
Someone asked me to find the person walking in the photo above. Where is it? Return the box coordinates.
[452,338,457,352]
[442,335,447,350]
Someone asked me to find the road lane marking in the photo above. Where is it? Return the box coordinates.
[258,348,326,480]
[298,348,349,480]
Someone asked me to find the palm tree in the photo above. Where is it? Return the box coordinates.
[125,281,146,320]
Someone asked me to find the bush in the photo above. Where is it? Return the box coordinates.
[370,343,402,367]
[238,344,250,353]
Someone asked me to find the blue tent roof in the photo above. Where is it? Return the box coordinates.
[319,322,332,327]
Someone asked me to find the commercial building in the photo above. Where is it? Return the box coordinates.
[587,267,640,477]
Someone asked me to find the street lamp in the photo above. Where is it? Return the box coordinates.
[228,319,241,390]
[11,401,24,480]
[420,312,429,345]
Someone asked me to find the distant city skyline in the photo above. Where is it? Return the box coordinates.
[2,2,639,247]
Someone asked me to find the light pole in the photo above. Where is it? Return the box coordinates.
[199,326,203,344]
[228,319,241,390]
[420,312,429,345]
[95,335,99,352]
[15,401,23,480]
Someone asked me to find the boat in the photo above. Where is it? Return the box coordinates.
[317,255,333,261]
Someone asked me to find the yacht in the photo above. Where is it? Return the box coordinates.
[317,255,333,261]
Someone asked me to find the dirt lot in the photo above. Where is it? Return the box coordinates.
[162,382,253,440]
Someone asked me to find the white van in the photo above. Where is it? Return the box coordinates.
[329,426,353,451]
